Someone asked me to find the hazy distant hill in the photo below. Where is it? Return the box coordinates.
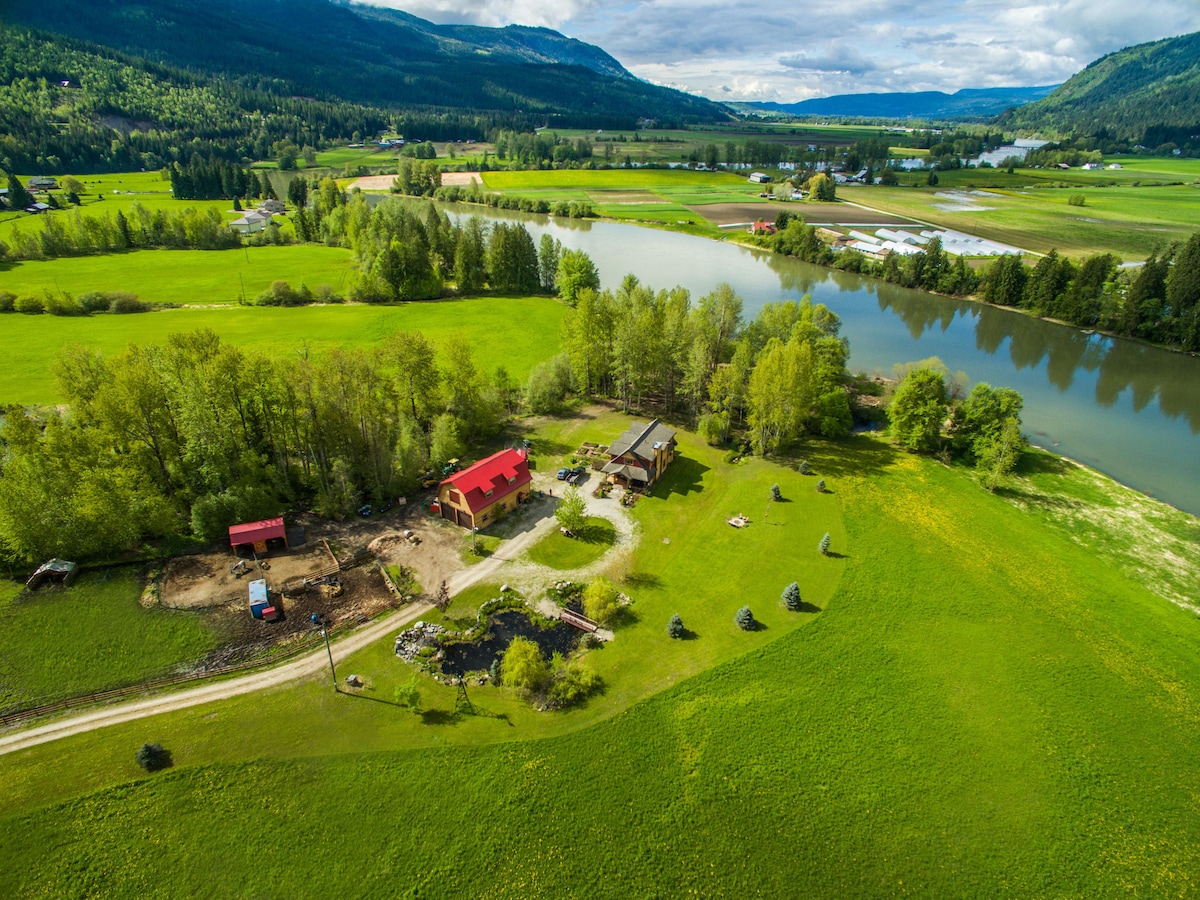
[1,0,729,124]
[1003,30,1200,144]
[741,86,1059,120]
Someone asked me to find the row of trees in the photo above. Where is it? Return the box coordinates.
[168,158,270,201]
[0,328,514,564]
[979,233,1200,350]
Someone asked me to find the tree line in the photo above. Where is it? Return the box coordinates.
[0,328,518,564]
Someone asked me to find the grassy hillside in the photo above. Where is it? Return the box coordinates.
[1,435,1198,897]
[1005,30,1200,144]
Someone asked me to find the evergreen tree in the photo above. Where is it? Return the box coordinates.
[781,582,802,611]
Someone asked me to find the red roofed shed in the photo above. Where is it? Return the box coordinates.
[437,449,532,529]
[228,517,288,555]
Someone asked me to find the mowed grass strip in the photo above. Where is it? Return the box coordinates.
[3,435,1199,896]
[2,295,567,405]
[0,568,216,710]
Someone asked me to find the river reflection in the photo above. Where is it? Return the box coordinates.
[439,204,1200,513]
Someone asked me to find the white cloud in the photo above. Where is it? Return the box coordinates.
[354,0,1200,101]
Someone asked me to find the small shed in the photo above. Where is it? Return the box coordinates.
[229,517,289,556]
[26,558,79,590]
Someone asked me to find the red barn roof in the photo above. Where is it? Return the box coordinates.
[441,449,531,514]
[228,517,286,546]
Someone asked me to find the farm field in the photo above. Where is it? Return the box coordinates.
[0,295,567,405]
[0,568,216,712]
[1,245,356,307]
[1,171,250,242]
[1,431,1198,896]
[840,182,1200,259]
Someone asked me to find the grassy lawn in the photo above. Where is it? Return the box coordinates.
[1,245,355,306]
[3,429,1198,895]
[2,295,566,405]
[840,181,1200,259]
[526,516,614,570]
[0,568,216,711]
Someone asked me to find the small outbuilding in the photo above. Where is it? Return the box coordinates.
[748,172,771,184]
[229,517,289,556]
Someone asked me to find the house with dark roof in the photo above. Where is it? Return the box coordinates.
[602,419,676,489]
[437,448,532,529]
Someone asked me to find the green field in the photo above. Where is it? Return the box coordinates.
[0,568,216,711]
[2,429,1198,896]
[1,244,356,306]
[841,181,1200,259]
[1,295,567,405]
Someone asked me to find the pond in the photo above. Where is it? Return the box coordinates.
[445,204,1200,516]
[440,609,579,677]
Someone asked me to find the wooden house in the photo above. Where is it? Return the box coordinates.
[602,419,676,489]
[437,448,532,529]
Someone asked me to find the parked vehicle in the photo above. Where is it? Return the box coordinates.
[357,504,372,517]
[556,467,570,480]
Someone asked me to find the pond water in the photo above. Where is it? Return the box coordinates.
[440,609,579,676]
[445,205,1200,516]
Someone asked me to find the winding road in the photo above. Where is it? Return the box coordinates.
[0,472,628,757]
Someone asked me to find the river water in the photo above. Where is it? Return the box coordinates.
[445,206,1200,516]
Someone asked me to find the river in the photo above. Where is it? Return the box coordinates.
[444,206,1200,516]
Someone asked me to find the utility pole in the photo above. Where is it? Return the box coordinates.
[321,628,338,692]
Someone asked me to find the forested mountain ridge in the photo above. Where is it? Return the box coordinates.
[0,0,728,124]
[741,86,1059,120]
[1003,30,1200,146]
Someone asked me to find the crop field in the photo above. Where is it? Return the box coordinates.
[840,182,1200,259]
[0,568,215,711]
[2,430,1198,896]
[1,295,566,405]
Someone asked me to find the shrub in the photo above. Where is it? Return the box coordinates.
[135,742,171,772]
[111,294,149,314]
[547,655,602,706]
[0,291,14,312]
[782,582,803,611]
[78,291,113,313]
[44,293,86,316]
[394,675,420,711]
[667,613,684,639]
[13,294,44,314]
[734,606,755,630]
[819,533,831,555]
[798,460,810,475]
[583,577,621,624]
[1068,193,1086,207]
[816,478,826,493]
[771,483,782,502]
[500,636,550,694]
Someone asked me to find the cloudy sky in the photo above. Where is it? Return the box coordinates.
[359,0,1200,102]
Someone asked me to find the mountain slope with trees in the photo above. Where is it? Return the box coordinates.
[1003,30,1200,147]
[742,86,1059,120]
[1,0,729,126]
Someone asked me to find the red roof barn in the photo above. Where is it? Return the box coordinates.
[437,449,532,529]
[228,517,288,554]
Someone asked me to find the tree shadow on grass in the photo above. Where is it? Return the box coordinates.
[790,601,822,614]
[419,708,460,726]
[622,572,662,590]
[793,433,901,480]
[823,551,849,560]
[339,689,403,708]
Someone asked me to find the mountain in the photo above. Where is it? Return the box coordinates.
[1002,30,1200,144]
[739,86,1059,120]
[0,0,729,124]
